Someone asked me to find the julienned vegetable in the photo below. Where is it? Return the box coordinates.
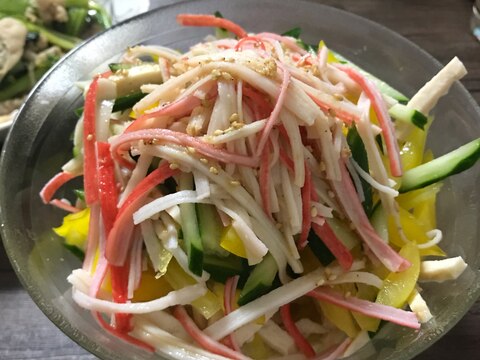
[41,13,479,360]
[399,138,480,193]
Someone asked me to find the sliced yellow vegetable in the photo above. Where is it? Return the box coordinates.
[317,285,359,338]
[388,206,445,257]
[364,242,421,332]
[87,247,112,292]
[396,182,442,211]
[91,247,100,274]
[211,282,226,312]
[164,259,221,319]
[413,201,436,230]
[220,225,247,258]
[400,126,428,171]
[423,149,434,163]
[351,284,379,332]
[53,207,90,250]
[376,241,420,309]
[132,267,173,302]
[156,246,174,278]
[243,334,274,359]
[319,40,340,63]
[414,149,438,229]
[129,101,159,119]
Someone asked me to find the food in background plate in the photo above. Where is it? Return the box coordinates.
[40,13,480,359]
[0,0,110,123]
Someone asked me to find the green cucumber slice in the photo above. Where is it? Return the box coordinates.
[178,173,203,276]
[196,203,229,257]
[399,138,480,193]
[237,253,277,306]
[388,103,428,130]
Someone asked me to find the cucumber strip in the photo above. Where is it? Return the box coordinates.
[112,91,146,113]
[282,27,302,38]
[74,107,84,117]
[108,63,134,73]
[196,203,229,257]
[399,138,480,193]
[307,229,335,266]
[178,173,204,276]
[73,189,85,202]
[213,11,229,39]
[388,103,428,130]
[370,204,389,243]
[332,51,409,103]
[238,253,277,306]
[308,219,359,267]
[347,126,373,216]
[203,254,247,284]
[326,218,360,250]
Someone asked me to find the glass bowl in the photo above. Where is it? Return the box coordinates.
[1,0,479,359]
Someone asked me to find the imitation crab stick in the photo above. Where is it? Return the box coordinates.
[176,14,248,39]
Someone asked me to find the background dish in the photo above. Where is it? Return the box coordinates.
[0,0,151,142]
[0,0,479,359]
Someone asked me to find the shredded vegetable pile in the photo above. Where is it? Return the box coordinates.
[41,13,480,360]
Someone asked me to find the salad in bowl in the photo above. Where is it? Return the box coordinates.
[38,13,480,360]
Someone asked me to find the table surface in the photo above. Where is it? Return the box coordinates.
[1,0,479,359]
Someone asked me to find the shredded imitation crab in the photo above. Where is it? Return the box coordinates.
[41,13,478,360]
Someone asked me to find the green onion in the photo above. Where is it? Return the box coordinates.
[65,7,88,36]
[0,0,30,16]
[24,22,81,50]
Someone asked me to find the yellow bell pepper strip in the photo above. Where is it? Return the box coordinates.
[376,241,420,309]
[220,225,248,258]
[363,241,420,332]
[413,200,437,231]
[53,207,90,251]
[319,40,340,63]
[164,259,221,319]
[351,284,380,332]
[400,127,428,171]
[388,206,445,257]
[397,149,439,230]
[317,285,359,338]
[132,267,173,303]
[243,334,274,359]
[396,182,442,211]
